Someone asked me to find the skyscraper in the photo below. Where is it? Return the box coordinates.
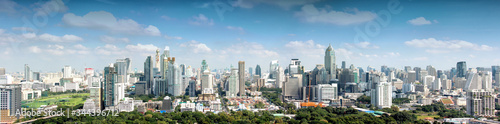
[0,68,5,75]
[167,57,183,96]
[103,64,117,107]
[238,61,245,96]
[63,65,72,78]
[413,67,421,81]
[227,68,239,97]
[371,82,392,109]
[144,56,153,94]
[248,67,253,77]
[24,64,30,81]
[270,60,279,79]
[255,65,261,78]
[466,89,494,117]
[155,49,160,69]
[289,59,302,75]
[324,44,336,80]
[491,65,499,82]
[201,70,213,90]
[201,60,209,72]
[341,61,346,69]
[457,61,467,78]
[160,47,170,79]
[0,84,21,117]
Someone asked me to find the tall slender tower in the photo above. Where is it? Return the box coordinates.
[324,44,336,80]
[160,47,170,79]
[238,61,245,96]
[155,49,160,69]
[457,61,467,78]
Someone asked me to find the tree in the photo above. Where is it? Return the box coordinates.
[391,111,416,123]
[357,95,371,104]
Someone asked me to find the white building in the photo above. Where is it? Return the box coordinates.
[63,65,73,78]
[65,82,79,91]
[0,75,13,84]
[432,78,441,91]
[50,86,65,92]
[371,82,392,108]
[114,83,125,105]
[423,75,435,89]
[21,89,42,100]
[466,89,495,117]
[201,70,213,91]
[402,82,415,93]
[315,84,338,103]
[226,68,239,98]
[442,79,452,90]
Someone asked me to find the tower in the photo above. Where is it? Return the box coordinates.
[325,44,336,80]
[155,49,160,69]
[457,61,467,78]
[238,61,245,96]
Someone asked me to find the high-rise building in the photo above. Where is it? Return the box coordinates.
[255,65,261,78]
[0,84,21,117]
[155,49,160,69]
[457,61,467,78]
[283,74,301,101]
[441,79,452,90]
[32,72,40,81]
[24,64,30,81]
[227,68,239,97]
[63,65,72,78]
[167,57,183,96]
[270,60,279,79]
[188,80,196,97]
[404,66,412,72]
[238,61,245,96]
[492,65,500,82]
[437,70,443,79]
[315,84,338,103]
[464,73,481,91]
[144,56,153,94]
[427,65,437,77]
[466,89,494,117]
[423,75,435,88]
[480,72,492,90]
[432,78,441,91]
[289,59,303,75]
[324,44,336,80]
[160,47,170,79]
[413,67,421,81]
[341,61,346,69]
[248,67,253,77]
[371,82,392,109]
[201,60,209,72]
[201,70,213,90]
[103,64,117,107]
[0,68,5,75]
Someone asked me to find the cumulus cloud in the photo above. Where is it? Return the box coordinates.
[62,11,161,36]
[164,35,183,40]
[28,44,90,55]
[33,0,68,16]
[39,33,83,42]
[405,38,494,53]
[284,40,325,58]
[295,4,377,25]
[0,0,19,14]
[11,27,35,32]
[126,43,159,52]
[345,42,379,49]
[222,42,278,58]
[407,17,435,25]
[189,14,214,26]
[180,40,212,53]
[100,35,129,43]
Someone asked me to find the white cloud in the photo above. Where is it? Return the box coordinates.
[413,57,428,61]
[126,43,159,52]
[62,11,161,36]
[189,14,214,26]
[164,35,183,40]
[29,46,41,53]
[231,0,319,10]
[345,42,379,49]
[0,0,20,14]
[100,35,129,43]
[180,40,212,53]
[284,40,325,58]
[33,0,68,16]
[222,42,278,57]
[226,26,245,34]
[38,33,83,42]
[295,4,377,25]
[11,27,35,32]
[407,17,433,25]
[161,15,173,21]
[405,38,494,53]
[288,34,296,36]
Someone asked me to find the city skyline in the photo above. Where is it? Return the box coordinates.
[2,0,500,72]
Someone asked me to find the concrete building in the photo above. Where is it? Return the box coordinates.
[114,83,125,105]
[315,84,338,103]
[135,81,147,95]
[466,89,494,117]
[432,78,441,91]
[0,84,22,116]
[63,65,73,78]
[65,82,79,91]
[371,82,392,108]
[188,80,196,97]
[201,70,213,91]
[21,89,41,100]
[227,68,239,98]
[457,61,467,78]
[104,64,117,107]
[283,74,301,101]
[167,58,183,96]
[442,79,452,90]
[238,61,245,96]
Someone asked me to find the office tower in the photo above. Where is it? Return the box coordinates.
[315,84,338,103]
[437,70,443,78]
[283,74,302,100]
[492,66,500,82]
[381,65,388,76]
[466,89,494,117]
[155,49,160,69]
[371,82,392,108]
[24,64,30,81]
[0,84,21,117]
[353,68,359,83]
[404,66,412,72]
[201,70,213,90]
[160,47,170,79]
[201,60,209,72]
[135,81,147,95]
[420,70,428,82]
[480,72,492,90]
[496,73,500,87]
[455,77,467,89]
[423,75,435,87]
[255,65,261,78]
[189,80,196,97]
[32,72,40,81]
[0,68,4,75]
[457,61,467,78]
[62,65,72,78]
[442,79,452,90]
[270,60,279,79]
[88,75,101,110]
[464,73,481,91]
[114,83,125,105]
[167,57,183,96]
[153,77,167,96]
[179,64,186,76]
[402,82,415,93]
[227,68,239,97]
[144,56,153,94]
[103,64,117,107]
[115,58,131,85]
[276,66,285,88]
[324,44,336,80]
[426,65,437,77]
[413,67,421,81]
[341,61,346,69]
[238,61,245,96]
[432,78,441,91]
[248,67,253,77]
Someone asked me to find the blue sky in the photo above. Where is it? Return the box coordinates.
[1,0,500,73]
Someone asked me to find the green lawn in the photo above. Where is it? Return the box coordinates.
[22,93,89,108]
